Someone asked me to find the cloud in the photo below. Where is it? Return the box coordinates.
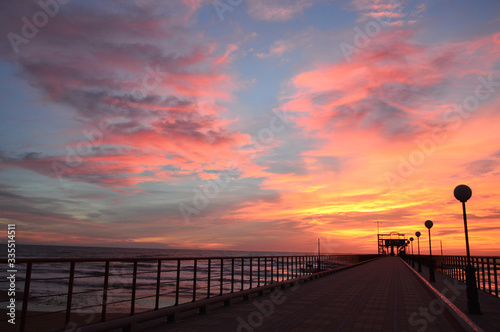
[284,28,500,143]
[0,1,271,191]
[255,39,295,58]
[465,153,500,176]
[236,26,500,247]
[348,0,428,26]
[247,0,315,22]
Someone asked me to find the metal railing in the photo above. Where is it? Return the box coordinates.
[405,254,500,298]
[0,254,378,331]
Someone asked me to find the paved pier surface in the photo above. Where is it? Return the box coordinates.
[142,257,490,331]
[414,259,500,332]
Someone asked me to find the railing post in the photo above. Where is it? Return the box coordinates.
[155,260,161,310]
[131,261,138,315]
[231,258,235,293]
[461,256,465,281]
[241,258,244,291]
[451,256,455,279]
[65,261,76,329]
[192,259,197,302]
[475,257,480,289]
[299,256,302,275]
[448,256,451,278]
[175,260,181,306]
[286,257,289,280]
[264,258,267,285]
[277,257,280,281]
[219,258,224,296]
[448,256,452,277]
[249,258,253,289]
[299,256,304,277]
[494,258,498,297]
[257,257,261,287]
[276,257,279,282]
[282,257,284,281]
[481,257,486,292]
[459,257,465,281]
[294,256,299,278]
[102,261,110,320]
[206,259,211,299]
[486,258,491,294]
[271,257,274,283]
[20,262,32,332]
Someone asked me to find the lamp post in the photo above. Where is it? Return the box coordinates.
[454,184,481,314]
[405,240,410,262]
[410,237,414,267]
[415,231,422,272]
[425,220,435,282]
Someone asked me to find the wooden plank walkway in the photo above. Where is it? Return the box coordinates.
[140,257,485,331]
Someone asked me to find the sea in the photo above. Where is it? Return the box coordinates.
[0,244,317,315]
[1,244,308,260]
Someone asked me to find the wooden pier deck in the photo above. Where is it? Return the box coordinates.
[139,256,500,332]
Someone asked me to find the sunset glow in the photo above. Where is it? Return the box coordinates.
[1,0,500,255]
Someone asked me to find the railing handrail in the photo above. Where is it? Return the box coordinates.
[0,253,351,264]
[407,254,500,259]
[428,255,500,259]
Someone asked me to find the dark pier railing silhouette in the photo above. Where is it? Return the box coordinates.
[405,254,500,297]
[0,254,378,332]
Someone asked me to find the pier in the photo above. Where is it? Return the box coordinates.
[1,254,500,331]
[147,257,500,332]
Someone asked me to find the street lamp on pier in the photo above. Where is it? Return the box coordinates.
[415,231,422,272]
[410,237,414,267]
[425,220,435,282]
[454,184,481,314]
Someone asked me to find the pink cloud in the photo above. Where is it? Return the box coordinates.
[216,44,239,64]
[350,0,402,12]
[233,28,500,251]
[0,1,272,191]
[349,0,426,26]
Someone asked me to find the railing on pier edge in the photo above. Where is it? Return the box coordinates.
[403,254,500,298]
[0,254,379,332]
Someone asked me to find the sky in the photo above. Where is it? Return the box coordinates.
[1,0,500,255]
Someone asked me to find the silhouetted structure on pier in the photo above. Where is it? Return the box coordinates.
[377,231,407,255]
